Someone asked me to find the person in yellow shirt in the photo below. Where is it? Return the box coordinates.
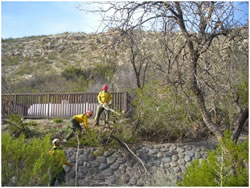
[95,84,112,126]
[64,110,93,142]
[48,138,72,186]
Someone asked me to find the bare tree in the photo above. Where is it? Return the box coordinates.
[88,1,248,142]
[122,30,153,89]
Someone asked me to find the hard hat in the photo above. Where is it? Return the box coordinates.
[87,110,93,117]
[102,84,108,91]
[52,138,60,145]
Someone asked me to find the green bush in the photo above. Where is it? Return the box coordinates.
[67,129,101,147]
[53,118,64,124]
[2,133,65,186]
[7,114,33,138]
[132,81,199,142]
[61,66,86,81]
[26,121,38,127]
[178,131,248,186]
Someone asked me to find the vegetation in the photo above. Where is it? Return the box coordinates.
[53,118,64,124]
[6,114,34,138]
[2,133,65,186]
[178,131,248,186]
[1,2,248,186]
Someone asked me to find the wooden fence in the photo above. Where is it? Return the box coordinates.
[2,92,128,119]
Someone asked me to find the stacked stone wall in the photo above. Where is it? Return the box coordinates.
[64,141,217,186]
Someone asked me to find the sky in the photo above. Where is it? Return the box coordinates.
[1,1,102,39]
[1,1,249,39]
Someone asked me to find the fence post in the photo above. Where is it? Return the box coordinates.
[14,94,17,114]
[47,93,50,118]
[124,92,128,112]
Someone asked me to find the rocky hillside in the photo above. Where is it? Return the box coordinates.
[2,27,248,93]
[2,30,160,93]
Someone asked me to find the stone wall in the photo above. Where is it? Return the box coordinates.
[64,141,217,186]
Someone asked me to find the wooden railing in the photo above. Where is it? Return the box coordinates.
[2,92,128,119]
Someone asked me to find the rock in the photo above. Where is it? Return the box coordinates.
[164,152,173,157]
[84,148,90,155]
[68,171,75,179]
[195,147,201,152]
[99,163,110,170]
[137,179,145,186]
[116,157,126,164]
[110,163,120,171]
[178,159,186,165]
[119,164,126,174]
[148,149,157,155]
[79,154,88,161]
[186,151,195,158]
[178,152,185,158]
[96,156,107,163]
[157,152,163,158]
[83,162,91,168]
[141,154,150,161]
[195,152,202,159]
[185,145,192,150]
[78,149,84,155]
[107,155,117,164]
[170,144,177,151]
[88,153,96,161]
[101,169,113,176]
[126,167,134,175]
[128,177,137,185]
[90,161,100,168]
[171,162,178,168]
[177,147,185,153]
[77,160,83,166]
[173,166,181,174]
[162,157,172,163]
[121,174,130,184]
[105,176,116,184]
[184,155,192,162]
[180,166,186,173]
[140,147,149,153]
[160,147,168,152]
[125,160,135,167]
[104,150,114,157]
[172,155,179,161]
[164,163,171,168]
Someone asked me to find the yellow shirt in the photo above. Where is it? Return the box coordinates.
[73,114,89,131]
[97,91,112,104]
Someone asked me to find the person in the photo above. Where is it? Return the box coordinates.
[48,138,72,186]
[64,110,93,142]
[95,84,112,126]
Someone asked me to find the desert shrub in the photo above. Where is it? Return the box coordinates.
[178,131,248,186]
[92,61,117,81]
[61,66,86,81]
[2,133,65,186]
[26,121,38,127]
[2,55,19,66]
[146,168,177,186]
[66,129,101,147]
[132,81,200,142]
[7,114,33,138]
[112,122,137,145]
[53,118,64,124]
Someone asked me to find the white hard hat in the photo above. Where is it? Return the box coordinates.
[52,138,60,145]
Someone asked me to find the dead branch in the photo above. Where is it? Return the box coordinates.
[110,135,149,175]
[74,133,80,186]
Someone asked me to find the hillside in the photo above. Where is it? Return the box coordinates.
[2,28,247,94]
[2,30,161,93]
